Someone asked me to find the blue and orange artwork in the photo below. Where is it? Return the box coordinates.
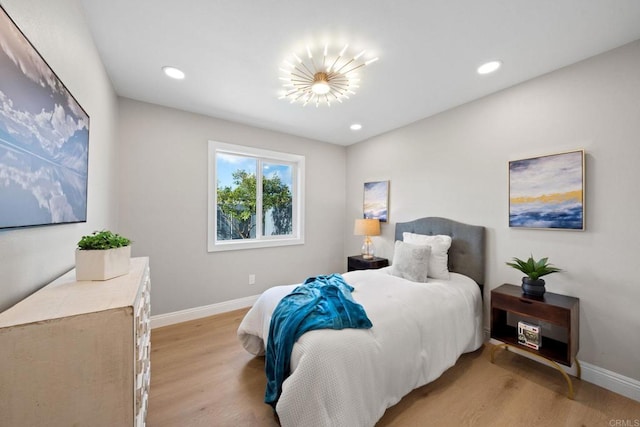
[509,150,584,230]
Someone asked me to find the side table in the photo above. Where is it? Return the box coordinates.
[347,255,389,272]
[490,283,580,398]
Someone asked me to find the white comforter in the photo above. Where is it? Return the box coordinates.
[237,268,483,427]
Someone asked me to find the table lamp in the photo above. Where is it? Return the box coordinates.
[354,218,381,259]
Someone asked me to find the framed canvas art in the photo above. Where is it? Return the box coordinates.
[509,150,584,230]
[363,181,389,222]
[0,6,90,230]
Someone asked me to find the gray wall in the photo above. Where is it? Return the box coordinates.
[2,0,637,388]
[117,98,346,315]
[0,0,119,311]
[345,40,640,381]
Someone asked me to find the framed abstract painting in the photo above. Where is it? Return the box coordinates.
[509,150,584,230]
[363,181,389,222]
[0,6,90,230]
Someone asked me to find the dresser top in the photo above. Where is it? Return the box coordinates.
[0,257,149,327]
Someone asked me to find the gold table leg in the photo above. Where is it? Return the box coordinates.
[490,343,577,400]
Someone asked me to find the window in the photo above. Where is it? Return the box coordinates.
[208,141,305,251]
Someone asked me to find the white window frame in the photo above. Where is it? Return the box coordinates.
[208,141,305,252]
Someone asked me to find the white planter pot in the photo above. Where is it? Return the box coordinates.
[75,246,131,281]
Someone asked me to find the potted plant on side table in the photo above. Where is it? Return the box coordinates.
[75,230,132,281]
[506,254,562,297]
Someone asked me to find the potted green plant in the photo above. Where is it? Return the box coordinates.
[75,230,132,281]
[506,255,562,297]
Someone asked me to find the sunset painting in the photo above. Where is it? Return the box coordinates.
[509,150,584,230]
[364,181,388,222]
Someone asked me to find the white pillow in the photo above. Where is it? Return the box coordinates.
[402,232,452,280]
[391,241,431,283]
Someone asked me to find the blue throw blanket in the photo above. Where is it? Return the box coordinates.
[264,273,373,407]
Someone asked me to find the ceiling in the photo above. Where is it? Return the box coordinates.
[80,0,640,146]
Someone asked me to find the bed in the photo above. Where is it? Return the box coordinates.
[238,217,486,426]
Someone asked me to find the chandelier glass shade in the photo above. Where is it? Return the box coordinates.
[279,43,378,107]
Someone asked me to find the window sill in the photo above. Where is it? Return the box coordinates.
[208,237,304,252]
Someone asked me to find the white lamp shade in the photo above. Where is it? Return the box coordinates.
[354,218,381,236]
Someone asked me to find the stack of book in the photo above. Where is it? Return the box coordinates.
[518,321,541,350]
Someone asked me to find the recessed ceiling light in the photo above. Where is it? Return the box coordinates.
[350,123,362,131]
[477,60,502,75]
[162,66,185,80]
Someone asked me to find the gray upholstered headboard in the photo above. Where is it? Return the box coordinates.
[395,217,486,287]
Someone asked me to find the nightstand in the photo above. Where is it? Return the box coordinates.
[490,283,580,398]
[347,255,389,272]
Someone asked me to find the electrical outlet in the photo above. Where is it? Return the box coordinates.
[249,274,256,285]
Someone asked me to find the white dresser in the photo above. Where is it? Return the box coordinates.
[0,257,151,426]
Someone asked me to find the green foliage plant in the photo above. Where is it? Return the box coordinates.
[506,255,562,281]
[77,230,131,250]
[217,169,292,239]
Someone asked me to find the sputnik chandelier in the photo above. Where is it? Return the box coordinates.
[279,43,378,107]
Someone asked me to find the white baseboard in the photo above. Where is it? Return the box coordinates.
[487,333,640,402]
[581,361,640,402]
[150,294,259,329]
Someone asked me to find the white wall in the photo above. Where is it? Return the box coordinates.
[0,0,119,311]
[346,40,640,382]
[117,98,346,316]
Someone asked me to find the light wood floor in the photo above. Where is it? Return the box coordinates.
[147,308,640,426]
